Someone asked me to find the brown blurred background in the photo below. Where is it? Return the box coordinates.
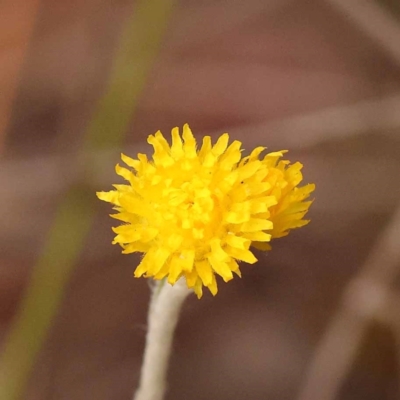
[1,1,400,399]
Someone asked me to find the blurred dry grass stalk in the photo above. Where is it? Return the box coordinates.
[295,1,400,399]
[297,204,400,400]
[0,1,176,399]
[1,0,400,400]
[0,0,41,153]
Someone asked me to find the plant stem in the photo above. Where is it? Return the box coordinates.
[134,279,191,400]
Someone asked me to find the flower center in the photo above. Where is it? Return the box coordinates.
[148,169,225,256]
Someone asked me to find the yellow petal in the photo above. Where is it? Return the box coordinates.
[115,164,133,181]
[242,231,271,242]
[212,133,229,157]
[208,257,233,282]
[206,273,218,296]
[182,124,197,159]
[148,134,174,167]
[225,234,250,250]
[193,279,203,299]
[121,153,140,170]
[179,249,195,272]
[225,246,257,264]
[241,218,273,232]
[97,190,119,204]
[118,193,152,217]
[122,242,149,254]
[209,239,229,262]
[145,247,171,276]
[168,256,184,284]
[237,160,262,181]
[226,210,251,224]
[171,127,184,159]
[195,260,213,286]
[228,259,241,277]
[198,136,212,160]
[185,269,198,288]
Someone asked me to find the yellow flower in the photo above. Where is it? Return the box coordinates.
[97,124,314,298]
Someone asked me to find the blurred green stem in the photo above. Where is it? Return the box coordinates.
[0,1,176,399]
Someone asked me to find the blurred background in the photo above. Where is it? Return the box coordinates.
[1,0,400,399]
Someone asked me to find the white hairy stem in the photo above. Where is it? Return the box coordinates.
[134,279,191,400]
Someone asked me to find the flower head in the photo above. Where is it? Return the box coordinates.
[97,124,314,298]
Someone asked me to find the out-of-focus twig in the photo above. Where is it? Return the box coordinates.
[0,0,41,154]
[227,93,400,149]
[0,1,176,400]
[3,91,400,203]
[377,293,400,386]
[296,205,400,400]
[324,0,400,66]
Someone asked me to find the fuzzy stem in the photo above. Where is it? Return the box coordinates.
[134,279,191,400]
